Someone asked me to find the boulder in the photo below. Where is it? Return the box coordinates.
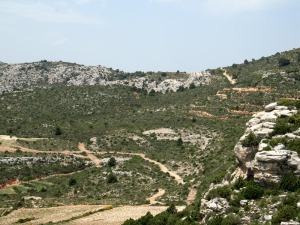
[247,118,261,127]
[234,143,257,170]
[201,198,229,213]
[260,113,278,122]
[265,102,277,112]
[281,222,300,225]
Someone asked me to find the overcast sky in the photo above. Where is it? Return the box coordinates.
[0,0,299,72]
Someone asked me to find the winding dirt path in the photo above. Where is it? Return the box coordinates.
[146,189,166,205]
[186,188,197,205]
[1,138,194,205]
[0,139,197,224]
[221,68,236,85]
[78,143,101,167]
[97,150,184,185]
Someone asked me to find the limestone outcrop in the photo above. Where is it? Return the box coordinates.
[234,102,300,185]
[0,61,212,94]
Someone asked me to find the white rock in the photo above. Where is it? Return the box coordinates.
[253,111,267,119]
[247,118,261,127]
[281,222,300,225]
[275,105,288,110]
[256,128,274,138]
[240,200,248,206]
[250,123,263,132]
[274,144,285,151]
[262,122,276,129]
[258,142,269,151]
[265,102,277,112]
[260,113,278,122]
[264,215,272,220]
[255,150,290,163]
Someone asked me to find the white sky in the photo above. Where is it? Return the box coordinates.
[0,0,299,72]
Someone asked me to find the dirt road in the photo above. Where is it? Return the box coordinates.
[97,151,184,185]
[78,143,102,167]
[221,68,236,85]
[147,189,166,205]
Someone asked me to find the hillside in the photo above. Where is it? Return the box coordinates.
[0,60,211,94]
[0,48,299,224]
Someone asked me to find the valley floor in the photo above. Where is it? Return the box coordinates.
[0,135,194,224]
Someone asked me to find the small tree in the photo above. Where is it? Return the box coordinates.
[55,127,62,135]
[166,203,177,214]
[108,157,117,167]
[107,173,118,183]
[278,58,290,67]
[177,137,183,146]
[241,132,259,147]
[69,178,77,186]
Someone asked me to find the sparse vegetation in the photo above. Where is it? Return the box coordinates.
[0,48,300,224]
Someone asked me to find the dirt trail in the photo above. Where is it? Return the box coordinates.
[221,68,236,85]
[186,188,197,205]
[0,145,88,160]
[147,189,165,205]
[0,139,197,224]
[78,143,101,167]
[97,151,184,185]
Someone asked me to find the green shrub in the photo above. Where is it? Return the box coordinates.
[272,119,292,135]
[272,205,297,224]
[108,157,117,167]
[68,178,77,186]
[278,58,291,67]
[17,217,35,223]
[107,173,118,183]
[55,127,62,135]
[207,186,232,201]
[233,177,246,190]
[278,172,300,192]
[207,215,223,225]
[241,132,259,147]
[166,203,177,214]
[282,193,299,206]
[278,99,300,109]
[207,214,241,225]
[221,214,241,225]
[242,183,264,199]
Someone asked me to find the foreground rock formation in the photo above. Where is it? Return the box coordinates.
[234,102,300,185]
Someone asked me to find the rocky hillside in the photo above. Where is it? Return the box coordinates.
[200,100,300,225]
[0,60,212,94]
[234,101,300,186]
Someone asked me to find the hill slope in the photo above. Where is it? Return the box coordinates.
[0,48,299,224]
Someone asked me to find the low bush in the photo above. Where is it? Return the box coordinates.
[241,132,259,147]
[278,172,300,192]
[206,186,232,201]
[272,205,298,224]
[107,173,118,183]
[233,177,246,190]
[241,182,264,199]
[16,217,35,223]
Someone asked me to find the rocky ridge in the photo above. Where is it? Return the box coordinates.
[0,61,212,94]
[234,102,300,185]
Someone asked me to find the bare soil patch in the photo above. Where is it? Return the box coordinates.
[0,205,110,225]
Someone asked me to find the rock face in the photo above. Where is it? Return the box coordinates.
[201,198,229,214]
[0,61,212,94]
[234,102,300,185]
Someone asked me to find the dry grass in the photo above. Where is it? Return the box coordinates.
[67,205,185,225]
[0,205,110,225]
